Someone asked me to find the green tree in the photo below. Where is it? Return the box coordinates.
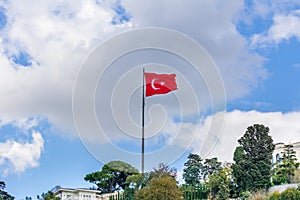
[37,191,59,200]
[280,187,300,200]
[206,166,232,200]
[126,173,149,190]
[135,176,182,200]
[272,144,300,184]
[203,157,221,181]
[292,168,300,183]
[232,146,248,194]
[84,161,139,193]
[182,153,203,186]
[149,163,177,180]
[232,124,275,192]
[0,181,14,200]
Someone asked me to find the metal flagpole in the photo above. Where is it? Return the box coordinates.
[142,68,145,174]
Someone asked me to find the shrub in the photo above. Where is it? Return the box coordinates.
[135,176,182,200]
[280,188,300,200]
[269,191,280,200]
[250,191,269,200]
[240,191,251,200]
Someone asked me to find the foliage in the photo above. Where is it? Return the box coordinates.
[182,153,203,186]
[206,166,232,200]
[181,184,208,200]
[240,191,251,200]
[203,157,221,181]
[135,176,182,200]
[249,191,269,200]
[0,181,14,200]
[127,163,176,189]
[237,188,300,200]
[232,124,275,193]
[126,173,149,190]
[84,161,139,193]
[269,191,280,200]
[37,191,60,200]
[280,187,300,200]
[149,163,177,180]
[272,144,299,185]
[292,169,300,183]
[130,163,181,200]
[233,146,244,163]
[122,187,134,200]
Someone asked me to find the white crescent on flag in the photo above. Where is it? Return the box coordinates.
[151,78,160,90]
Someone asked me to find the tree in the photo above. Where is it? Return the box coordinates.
[135,176,182,200]
[182,153,203,186]
[232,146,248,194]
[206,166,232,200]
[126,173,149,190]
[149,163,177,180]
[0,181,14,200]
[202,157,221,181]
[293,168,300,183]
[84,161,139,193]
[37,191,59,200]
[232,124,275,192]
[272,144,299,184]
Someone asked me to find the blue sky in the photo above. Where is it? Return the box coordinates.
[1,0,300,199]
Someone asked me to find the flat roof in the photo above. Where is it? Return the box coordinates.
[54,188,101,194]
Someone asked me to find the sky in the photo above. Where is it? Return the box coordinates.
[0,0,300,199]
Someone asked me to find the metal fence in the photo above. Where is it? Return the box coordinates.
[182,184,208,200]
[108,190,134,200]
[108,185,208,200]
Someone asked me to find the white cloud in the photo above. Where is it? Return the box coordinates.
[171,110,300,162]
[0,0,131,135]
[0,132,44,175]
[251,9,300,47]
[0,1,274,171]
[11,117,41,133]
[121,0,267,100]
[0,0,269,141]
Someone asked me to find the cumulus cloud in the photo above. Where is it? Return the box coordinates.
[251,9,300,47]
[121,0,267,100]
[170,110,300,162]
[0,0,269,141]
[0,132,44,175]
[0,0,131,135]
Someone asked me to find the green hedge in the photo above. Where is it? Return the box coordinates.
[269,187,300,200]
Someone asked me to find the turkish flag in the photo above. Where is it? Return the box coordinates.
[144,72,178,97]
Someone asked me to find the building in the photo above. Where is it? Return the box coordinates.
[272,142,300,164]
[53,187,120,200]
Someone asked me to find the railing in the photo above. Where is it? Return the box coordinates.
[182,184,208,200]
[107,185,208,200]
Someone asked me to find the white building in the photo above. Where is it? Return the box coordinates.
[272,142,300,164]
[54,187,120,200]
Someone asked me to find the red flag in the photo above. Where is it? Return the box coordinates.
[144,72,178,97]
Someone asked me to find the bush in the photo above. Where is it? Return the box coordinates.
[280,188,300,200]
[269,191,280,200]
[135,176,182,200]
[250,191,268,200]
[240,191,251,200]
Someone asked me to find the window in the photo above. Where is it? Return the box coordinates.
[276,153,280,163]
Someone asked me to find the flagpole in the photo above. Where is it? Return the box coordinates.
[142,68,145,174]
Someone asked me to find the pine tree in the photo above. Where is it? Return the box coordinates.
[232,124,275,192]
[272,144,300,184]
[182,153,203,186]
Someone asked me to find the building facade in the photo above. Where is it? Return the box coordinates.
[54,187,119,200]
[272,142,300,164]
